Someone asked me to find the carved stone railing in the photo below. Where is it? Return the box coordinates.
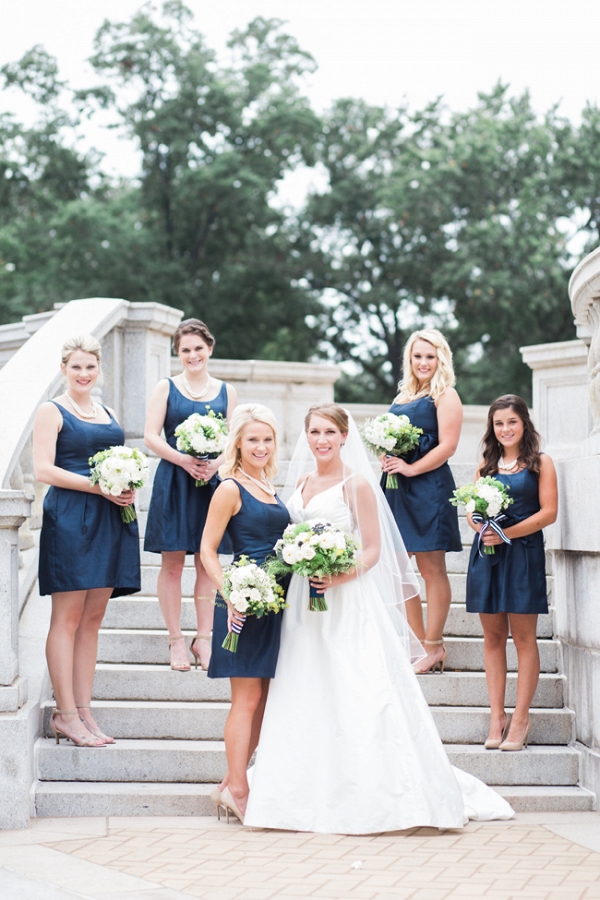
[570,245,600,446]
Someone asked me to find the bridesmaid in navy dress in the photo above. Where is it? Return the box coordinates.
[466,395,557,751]
[144,319,236,672]
[381,329,463,674]
[201,404,289,823]
[33,335,140,747]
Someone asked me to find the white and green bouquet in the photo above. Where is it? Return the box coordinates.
[174,409,228,486]
[88,445,149,524]
[450,477,514,555]
[267,519,361,611]
[220,555,287,653]
[361,412,423,489]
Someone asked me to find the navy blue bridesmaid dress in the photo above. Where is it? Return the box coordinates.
[208,481,290,679]
[144,379,229,554]
[38,404,140,597]
[382,395,462,553]
[466,468,548,615]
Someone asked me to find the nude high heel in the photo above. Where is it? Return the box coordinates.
[168,635,191,671]
[50,709,105,747]
[77,705,116,744]
[499,717,531,752]
[210,786,225,820]
[221,787,245,825]
[484,713,510,750]
[413,639,447,674]
[190,634,211,671]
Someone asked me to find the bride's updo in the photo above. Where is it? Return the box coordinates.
[304,403,349,433]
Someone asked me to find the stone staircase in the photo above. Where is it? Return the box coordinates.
[33,461,596,817]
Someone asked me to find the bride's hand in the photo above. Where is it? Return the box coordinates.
[309,575,333,594]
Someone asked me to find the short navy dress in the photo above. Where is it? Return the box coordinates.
[208,481,290,679]
[38,404,140,598]
[466,468,548,615]
[144,379,229,554]
[382,395,462,553]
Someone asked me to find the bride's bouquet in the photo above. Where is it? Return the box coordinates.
[174,409,228,486]
[220,556,286,653]
[267,519,360,611]
[361,413,423,488]
[89,445,149,524]
[450,477,513,555]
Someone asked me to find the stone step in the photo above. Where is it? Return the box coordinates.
[101,597,555,639]
[95,629,559,673]
[34,780,595,818]
[33,780,595,818]
[41,701,575,746]
[35,738,581,786]
[92,664,565,708]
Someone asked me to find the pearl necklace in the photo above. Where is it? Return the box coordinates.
[66,392,97,419]
[182,374,210,400]
[238,466,276,496]
[498,456,519,472]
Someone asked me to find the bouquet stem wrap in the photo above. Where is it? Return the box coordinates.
[309,582,328,612]
[222,614,246,653]
[472,512,512,556]
[384,456,399,490]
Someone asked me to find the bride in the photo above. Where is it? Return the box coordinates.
[243,403,513,833]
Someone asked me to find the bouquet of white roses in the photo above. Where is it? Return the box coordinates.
[220,555,287,652]
[174,409,228,486]
[89,445,149,524]
[450,477,514,555]
[267,519,361,611]
[361,413,423,489]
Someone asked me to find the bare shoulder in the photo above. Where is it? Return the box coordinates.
[213,478,241,502]
[349,472,375,498]
[149,378,171,401]
[539,453,556,476]
[436,386,462,409]
[225,382,238,407]
[35,400,63,424]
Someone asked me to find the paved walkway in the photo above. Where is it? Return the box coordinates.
[2,812,600,900]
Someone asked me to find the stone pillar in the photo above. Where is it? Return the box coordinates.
[0,491,30,696]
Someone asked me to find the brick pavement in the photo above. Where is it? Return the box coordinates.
[44,816,600,900]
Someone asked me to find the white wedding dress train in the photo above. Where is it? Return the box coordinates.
[244,482,514,834]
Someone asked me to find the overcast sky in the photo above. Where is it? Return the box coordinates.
[2,0,600,194]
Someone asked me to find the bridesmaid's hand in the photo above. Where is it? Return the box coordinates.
[106,488,136,507]
[196,457,219,482]
[227,605,246,633]
[381,455,413,477]
[480,528,503,546]
[179,453,208,480]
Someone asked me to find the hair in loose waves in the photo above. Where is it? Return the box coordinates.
[304,402,349,434]
[60,334,101,366]
[395,329,456,403]
[220,404,279,481]
[172,318,215,354]
[480,395,542,477]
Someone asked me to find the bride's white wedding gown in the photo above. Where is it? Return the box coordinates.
[244,480,514,834]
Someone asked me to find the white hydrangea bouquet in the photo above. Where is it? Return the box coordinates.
[220,555,287,653]
[88,445,149,524]
[361,412,423,488]
[450,477,514,555]
[174,409,228,486]
[267,519,361,611]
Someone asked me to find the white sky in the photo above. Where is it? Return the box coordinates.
[2,0,600,199]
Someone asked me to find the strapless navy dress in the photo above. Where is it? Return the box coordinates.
[144,379,230,554]
[38,404,140,598]
[208,481,290,679]
[382,395,462,553]
[466,468,548,615]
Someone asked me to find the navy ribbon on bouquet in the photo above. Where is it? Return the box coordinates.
[472,513,512,558]
[231,614,246,635]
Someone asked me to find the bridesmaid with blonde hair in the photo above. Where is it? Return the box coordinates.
[381,328,463,674]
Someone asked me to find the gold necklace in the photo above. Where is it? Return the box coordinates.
[182,374,210,400]
[238,466,276,496]
[66,392,97,419]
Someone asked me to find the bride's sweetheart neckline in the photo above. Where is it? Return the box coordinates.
[295,477,353,511]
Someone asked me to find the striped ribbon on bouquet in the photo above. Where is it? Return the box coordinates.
[222,613,246,653]
[472,513,512,557]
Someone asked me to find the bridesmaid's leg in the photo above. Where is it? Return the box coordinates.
[218,678,270,795]
[413,550,451,670]
[404,554,425,641]
[505,613,539,743]
[225,677,265,815]
[73,588,113,741]
[157,551,189,669]
[46,591,103,744]
[480,613,509,743]
[191,553,216,669]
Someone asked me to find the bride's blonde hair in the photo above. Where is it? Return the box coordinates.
[220,404,279,481]
[395,329,455,403]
